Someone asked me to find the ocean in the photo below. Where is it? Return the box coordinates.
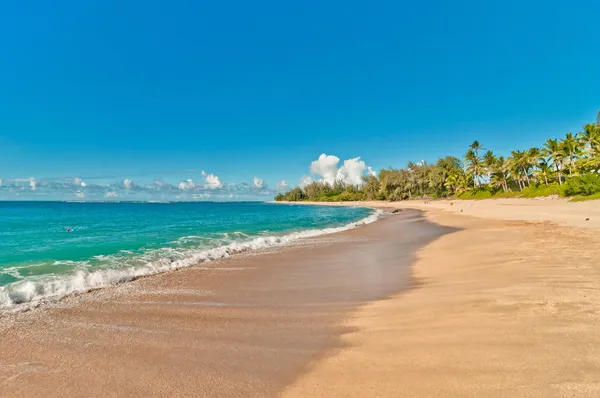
[0,201,376,311]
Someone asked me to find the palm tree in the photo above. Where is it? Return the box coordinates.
[577,151,600,173]
[543,138,565,185]
[445,171,470,194]
[508,152,522,190]
[525,147,541,186]
[493,156,510,192]
[465,149,482,188]
[469,141,484,156]
[510,150,531,187]
[482,150,497,181]
[536,158,552,187]
[580,123,600,154]
[560,132,581,175]
[444,173,459,195]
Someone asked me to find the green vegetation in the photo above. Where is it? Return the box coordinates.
[570,192,600,202]
[275,112,600,202]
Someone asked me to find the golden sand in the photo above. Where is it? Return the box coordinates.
[283,200,600,397]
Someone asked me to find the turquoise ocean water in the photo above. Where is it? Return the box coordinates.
[0,201,375,310]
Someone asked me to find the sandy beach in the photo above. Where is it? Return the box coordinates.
[2,199,600,397]
[283,199,600,397]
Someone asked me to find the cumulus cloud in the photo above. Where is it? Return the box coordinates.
[368,167,376,176]
[0,169,281,201]
[253,176,265,189]
[310,154,340,185]
[202,171,223,189]
[276,180,289,191]
[178,179,196,190]
[305,153,372,186]
[336,157,368,186]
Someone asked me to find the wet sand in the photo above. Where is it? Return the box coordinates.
[0,209,452,397]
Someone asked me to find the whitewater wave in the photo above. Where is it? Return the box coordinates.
[0,209,382,313]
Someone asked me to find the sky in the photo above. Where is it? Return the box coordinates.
[1,0,599,200]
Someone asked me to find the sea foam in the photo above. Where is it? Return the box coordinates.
[0,209,382,312]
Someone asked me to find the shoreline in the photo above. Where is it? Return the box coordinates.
[275,197,600,230]
[0,206,380,315]
[1,208,448,397]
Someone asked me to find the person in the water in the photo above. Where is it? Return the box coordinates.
[66,228,73,232]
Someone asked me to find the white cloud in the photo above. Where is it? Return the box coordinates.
[0,169,277,200]
[299,175,313,188]
[310,154,340,185]
[276,180,289,191]
[368,167,376,176]
[336,157,368,186]
[73,177,87,187]
[305,154,372,186]
[178,179,196,190]
[202,171,223,189]
[253,176,265,189]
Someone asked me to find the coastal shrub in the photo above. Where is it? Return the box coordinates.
[570,192,600,202]
[520,183,564,198]
[563,174,600,196]
[458,188,493,200]
[491,190,520,198]
[338,191,363,201]
[283,187,306,201]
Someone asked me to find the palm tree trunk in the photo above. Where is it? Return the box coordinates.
[544,174,548,187]
[522,168,530,186]
[569,153,575,174]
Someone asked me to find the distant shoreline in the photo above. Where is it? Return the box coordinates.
[272,197,600,230]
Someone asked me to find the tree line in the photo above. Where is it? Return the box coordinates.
[275,113,600,202]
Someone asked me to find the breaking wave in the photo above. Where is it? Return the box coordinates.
[0,210,382,312]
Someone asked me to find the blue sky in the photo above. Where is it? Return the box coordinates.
[1,0,599,200]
